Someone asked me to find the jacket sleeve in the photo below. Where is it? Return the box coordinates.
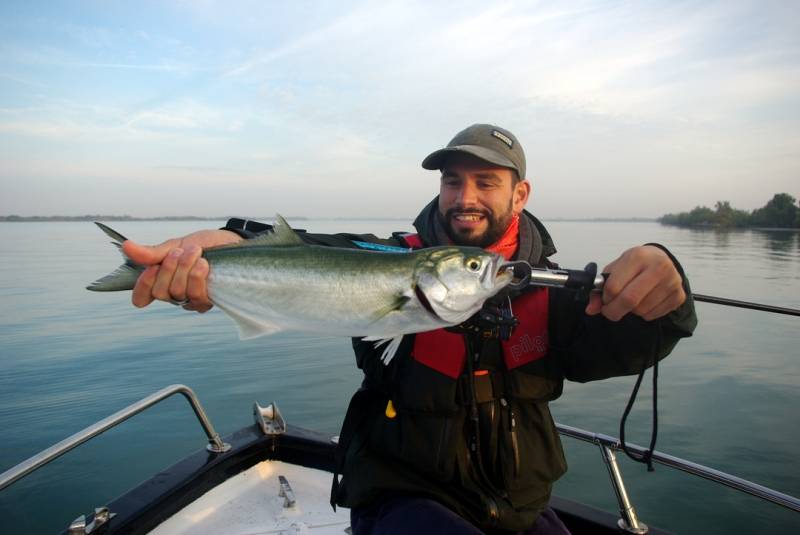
[221,217,403,248]
[549,244,698,383]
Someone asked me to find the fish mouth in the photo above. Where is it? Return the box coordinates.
[484,255,513,288]
[497,259,531,290]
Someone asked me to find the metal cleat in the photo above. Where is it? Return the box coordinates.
[68,515,86,535]
[254,401,287,435]
[278,475,296,508]
[68,507,116,534]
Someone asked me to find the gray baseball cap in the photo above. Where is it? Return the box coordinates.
[421,123,526,179]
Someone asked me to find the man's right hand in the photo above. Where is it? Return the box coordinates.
[122,229,242,312]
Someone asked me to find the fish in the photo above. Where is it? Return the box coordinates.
[87,215,514,362]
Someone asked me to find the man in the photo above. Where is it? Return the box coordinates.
[124,124,696,533]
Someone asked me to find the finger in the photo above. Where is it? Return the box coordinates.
[132,265,159,308]
[599,258,642,306]
[122,238,181,266]
[183,303,213,313]
[634,279,681,318]
[585,293,603,315]
[186,258,212,307]
[642,300,674,322]
[169,245,203,302]
[640,287,686,321]
[601,267,661,322]
[151,248,183,301]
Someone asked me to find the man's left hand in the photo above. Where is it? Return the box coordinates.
[585,246,686,322]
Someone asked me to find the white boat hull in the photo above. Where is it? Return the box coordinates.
[151,460,350,535]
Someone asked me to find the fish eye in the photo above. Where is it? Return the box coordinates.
[466,258,482,272]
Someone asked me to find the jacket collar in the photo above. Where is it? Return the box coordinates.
[411,196,557,265]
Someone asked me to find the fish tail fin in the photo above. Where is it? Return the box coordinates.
[86,222,144,292]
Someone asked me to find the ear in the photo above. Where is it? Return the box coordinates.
[512,180,531,214]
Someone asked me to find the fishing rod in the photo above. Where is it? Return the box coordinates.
[501,259,798,474]
[504,262,800,317]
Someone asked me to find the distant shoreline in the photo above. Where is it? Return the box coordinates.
[0,215,658,223]
[658,223,800,232]
[0,215,304,222]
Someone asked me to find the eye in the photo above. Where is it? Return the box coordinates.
[466,258,482,272]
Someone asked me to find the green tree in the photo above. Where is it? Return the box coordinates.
[660,193,799,229]
[750,193,798,228]
[714,201,750,228]
[686,205,715,226]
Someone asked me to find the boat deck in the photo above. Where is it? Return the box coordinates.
[151,460,350,535]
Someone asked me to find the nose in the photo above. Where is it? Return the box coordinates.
[456,180,479,207]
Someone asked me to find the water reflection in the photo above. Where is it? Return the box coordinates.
[1,221,798,535]
[686,227,735,250]
[752,229,798,258]
[682,227,799,266]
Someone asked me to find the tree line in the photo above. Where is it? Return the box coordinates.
[659,193,799,229]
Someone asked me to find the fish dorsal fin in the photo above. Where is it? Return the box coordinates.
[217,214,306,249]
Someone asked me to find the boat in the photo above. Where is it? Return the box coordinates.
[2,380,798,534]
[2,262,800,534]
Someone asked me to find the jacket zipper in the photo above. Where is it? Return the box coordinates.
[485,496,500,524]
[501,398,520,478]
[436,417,451,473]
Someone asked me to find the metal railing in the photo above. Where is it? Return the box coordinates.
[556,422,800,533]
[0,384,230,492]
[2,386,798,533]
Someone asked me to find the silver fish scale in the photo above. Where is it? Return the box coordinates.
[88,218,510,359]
[205,245,446,338]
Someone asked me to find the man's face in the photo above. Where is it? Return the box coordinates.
[438,153,531,247]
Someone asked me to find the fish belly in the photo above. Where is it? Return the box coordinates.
[205,247,443,340]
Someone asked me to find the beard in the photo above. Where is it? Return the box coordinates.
[439,202,514,248]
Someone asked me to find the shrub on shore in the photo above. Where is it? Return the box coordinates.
[660,193,799,229]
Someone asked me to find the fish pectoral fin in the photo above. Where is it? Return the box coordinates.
[362,335,404,364]
[368,294,412,324]
[214,301,282,339]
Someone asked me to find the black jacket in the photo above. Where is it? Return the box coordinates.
[224,202,697,531]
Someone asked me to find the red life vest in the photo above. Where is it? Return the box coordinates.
[397,233,549,379]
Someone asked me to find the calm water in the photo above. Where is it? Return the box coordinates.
[0,220,798,534]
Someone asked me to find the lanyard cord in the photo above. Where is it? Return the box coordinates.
[463,336,506,498]
[619,324,662,471]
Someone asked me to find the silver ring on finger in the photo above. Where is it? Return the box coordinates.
[169,298,190,306]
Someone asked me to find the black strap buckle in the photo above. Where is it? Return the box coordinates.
[477,298,518,341]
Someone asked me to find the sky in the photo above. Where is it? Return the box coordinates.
[0,0,798,219]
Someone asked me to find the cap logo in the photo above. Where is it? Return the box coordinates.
[492,130,513,149]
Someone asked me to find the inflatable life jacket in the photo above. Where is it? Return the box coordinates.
[396,233,549,379]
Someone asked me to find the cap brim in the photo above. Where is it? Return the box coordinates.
[421,145,518,172]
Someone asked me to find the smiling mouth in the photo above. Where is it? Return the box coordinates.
[453,213,485,222]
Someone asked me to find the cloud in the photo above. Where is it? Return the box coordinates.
[1,0,798,218]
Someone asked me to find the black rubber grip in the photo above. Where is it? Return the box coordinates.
[565,262,598,291]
